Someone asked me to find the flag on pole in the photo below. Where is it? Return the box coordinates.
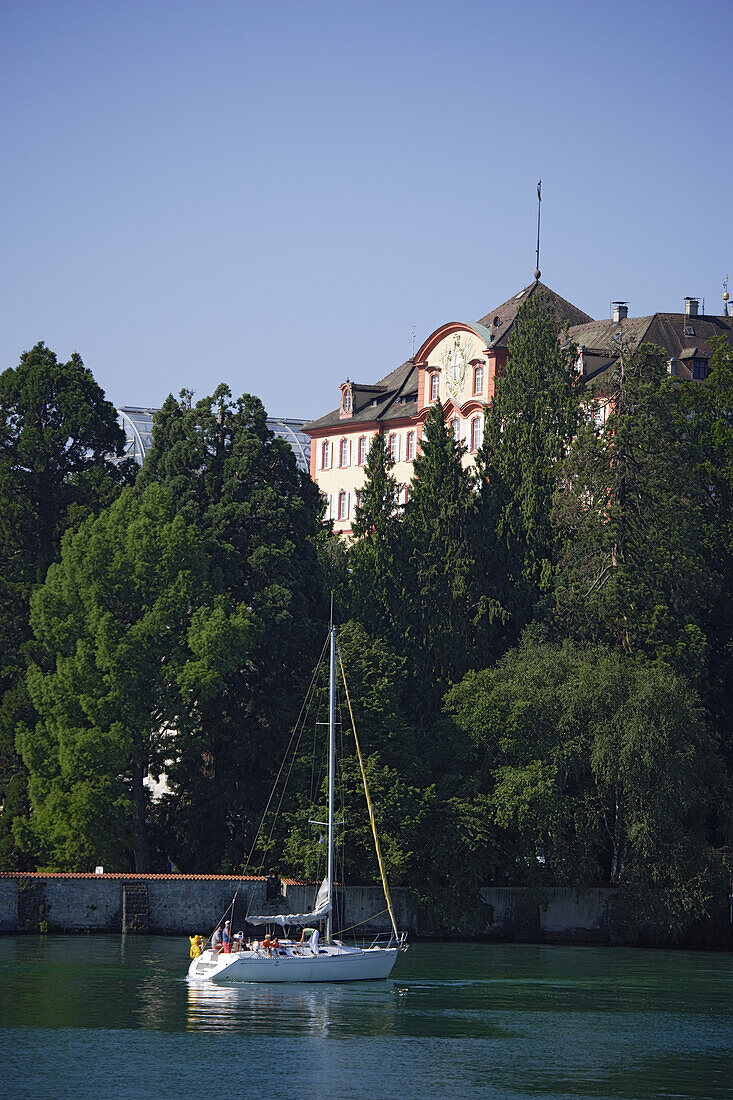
[537,180,542,201]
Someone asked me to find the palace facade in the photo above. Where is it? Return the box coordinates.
[304,280,733,535]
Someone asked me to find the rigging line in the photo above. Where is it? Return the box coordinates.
[241,630,331,915]
[308,662,328,821]
[335,907,389,936]
[253,651,325,880]
[337,646,399,940]
[262,646,326,850]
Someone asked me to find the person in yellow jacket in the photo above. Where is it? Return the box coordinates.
[189,934,206,958]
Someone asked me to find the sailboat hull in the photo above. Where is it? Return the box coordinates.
[188,946,399,984]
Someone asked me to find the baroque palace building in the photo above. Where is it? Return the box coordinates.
[304,278,733,535]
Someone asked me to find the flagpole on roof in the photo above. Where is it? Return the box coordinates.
[535,179,542,282]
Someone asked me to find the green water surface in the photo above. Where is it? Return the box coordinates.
[0,936,730,1099]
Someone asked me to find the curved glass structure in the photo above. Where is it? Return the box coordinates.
[116,407,311,474]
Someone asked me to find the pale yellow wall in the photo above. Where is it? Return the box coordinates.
[315,430,377,533]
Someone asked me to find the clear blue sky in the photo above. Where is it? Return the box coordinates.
[1,0,731,420]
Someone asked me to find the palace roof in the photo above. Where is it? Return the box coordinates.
[569,311,733,382]
[477,280,592,346]
[304,280,591,433]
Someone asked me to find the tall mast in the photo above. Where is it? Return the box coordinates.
[326,624,336,943]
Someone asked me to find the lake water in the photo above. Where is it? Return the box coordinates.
[0,935,731,1099]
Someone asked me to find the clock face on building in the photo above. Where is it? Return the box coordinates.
[441,334,476,401]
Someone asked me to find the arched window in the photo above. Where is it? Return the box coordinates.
[430,372,439,401]
[320,439,332,470]
[357,435,367,465]
[470,416,483,452]
[406,431,416,461]
[473,364,484,394]
[451,417,460,441]
[338,490,349,521]
[388,433,399,462]
[342,388,352,413]
[339,437,350,467]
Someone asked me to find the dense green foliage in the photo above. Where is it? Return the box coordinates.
[553,342,714,666]
[18,485,210,870]
[446,635,726,936]
[132,386,328,870]
[2,303,731,943]
[0,344,132,868]
[478,293,580,638]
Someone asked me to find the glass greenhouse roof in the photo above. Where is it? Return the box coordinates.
[116,407,311,474]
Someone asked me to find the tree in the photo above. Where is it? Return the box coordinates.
[674,337,733,766]
[265,620,500,928]
[478,290,580,638]
[345,434,408,648]
[17,484,217,871]
[138,386,327,869]
[0,343,132,868]
[402,399,502,715]
[446,635,726,936]
[552,342,715,666]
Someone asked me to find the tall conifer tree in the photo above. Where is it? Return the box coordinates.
[138,385,327,870]
[402,400,498,714]
[345,434,407,646]
[478,290,580,638]
[0,344,131,868]
[552,343,714,664]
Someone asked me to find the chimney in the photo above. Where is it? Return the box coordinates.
[684,297,699,318]
[667,358,678,377]
[612,301,628,323]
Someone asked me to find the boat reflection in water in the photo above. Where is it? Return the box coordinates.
[186,976,400,1036]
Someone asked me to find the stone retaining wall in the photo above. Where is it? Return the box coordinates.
[0,875,622,941]
[480,886,617,942]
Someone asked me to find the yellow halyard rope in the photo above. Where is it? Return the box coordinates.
[338,650,399,940]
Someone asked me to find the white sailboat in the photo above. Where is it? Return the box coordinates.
[188,626,406,983]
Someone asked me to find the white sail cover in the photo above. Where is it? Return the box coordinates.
[247,878,331,928]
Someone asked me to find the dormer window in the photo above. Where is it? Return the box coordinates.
[341,385,352,416]
[692,358,709,380]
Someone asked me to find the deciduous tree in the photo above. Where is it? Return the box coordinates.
[446,635,726,936]
[18,484,214,870]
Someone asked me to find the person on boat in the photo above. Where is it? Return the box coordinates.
[222,920,232,953]
[297,926,318,947]
[211,924,223,952]
[263,933,280,957]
